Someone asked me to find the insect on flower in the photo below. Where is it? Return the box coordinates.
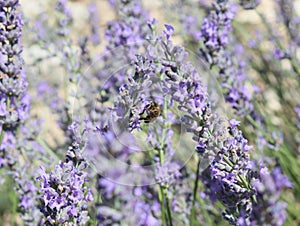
[139,101,161,123]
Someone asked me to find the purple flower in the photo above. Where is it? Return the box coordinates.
[55,0,72,36]
[201,121,256,224]
[140,27,258,224]
[105,0,149,51]
[250,166,292,226]
[273,48,286,60]
[14,165,43,225]
[200,0,237,54]
[97,176,160,226]
[277,0,300,45]
[295,105,300,119]
[239,0,261,9]
[0,0,30,166]
[88,3,101,45]
[38,143,93,225]
[163,24,174,40]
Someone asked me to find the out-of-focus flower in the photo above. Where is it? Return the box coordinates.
[88,3,101,45]
[239,0,261,10]
[249,166,292,226]
[14,165,43,225]
[0,0,30,166]
[277,0,300,46]
[200,0,237,55]
[163,24,174,40]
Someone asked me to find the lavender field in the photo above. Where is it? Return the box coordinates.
[0,0,300,225]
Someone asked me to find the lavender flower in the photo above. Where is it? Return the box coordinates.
[38,143,93,225]
[200,0,236,58]
[14,165,43,225]
[95,0,151,97]
[88,3,101,45]
[202,120,255,225]
[196,0,257,117]
[216,45,255,116]
[277,0,300,45]
[55,0,72,37]
[0,0,297,225]
[249,166,292,226]
[239,0,261,10]
[0,0,30,167]
[105,0,149,51]
[97,176,160,226]
[143,24,258,224]
[14,117,53,225]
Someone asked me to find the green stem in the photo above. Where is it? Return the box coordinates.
[10,189,17,226]
[36,136,59,162]
[165,190,173,226]
[0,126,5,147]
[157,96,173,226]
[189,157,201,226]
[158,185,167,225]
[246,115,274,143]
[255,10,300,77]
[196,187,215,226]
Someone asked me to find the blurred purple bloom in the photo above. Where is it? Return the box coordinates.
[14,165,43,225]
[250,166,292,226]
[88,3,101,45]
[0,0,30,166]
[239,0,261,9]
[200,0,237,54]
[163,24,174,40]
[295,105,300,119]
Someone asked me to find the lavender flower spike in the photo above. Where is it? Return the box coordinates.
[249,166,292,226]
[38,143,93,225]
[200,0,236,56]
[0,0,30,167]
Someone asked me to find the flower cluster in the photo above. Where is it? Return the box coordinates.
[202,120,255,224]
[105,0,149,51]
[97,180,160,225]
[150,28,258,223]
[216,44,255,116]
[0,0,29,167]
[38,143,93,225]
[94,0,152,103]
[200,0,236,57]
[277,0,300,45]
[250,166,292,226]
[239,0,261,10]
[197,0,257,117]
[14,165,42,225]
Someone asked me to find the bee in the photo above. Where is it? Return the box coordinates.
[139,101,161,123]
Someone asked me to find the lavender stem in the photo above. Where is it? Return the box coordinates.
[255,10,300,76]
[157,95,173,226]
[189,157,200,225]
